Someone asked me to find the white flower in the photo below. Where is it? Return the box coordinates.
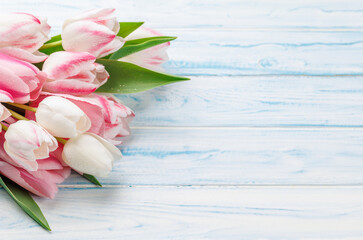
[35,96,91,138]
[62,133,122,177]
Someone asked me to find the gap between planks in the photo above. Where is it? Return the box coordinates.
[130,126,363,130]
[182,73,363,77]
[57,184,363,189]
[156,27,363,32]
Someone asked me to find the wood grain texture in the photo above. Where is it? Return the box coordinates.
[62,128,363,185]
[117,76,363,127]
[1,0,363,238]
[165,30,363,76]
[2,187,363,239]
[3,2,363,75]
[3,0,363,30]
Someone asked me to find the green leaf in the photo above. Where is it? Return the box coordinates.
[45,34,62,43]
[110,36,176,60]
[95,59,190,93]
[118,22,144,38]
[82,174,102,187]
[0,176,51,231]
[39,34,64,55]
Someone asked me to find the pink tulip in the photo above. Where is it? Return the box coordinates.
[62,8,124,58]
[120,27,170,72]
[42,51,109,95]
[0,130,70,199]
[4,120,58,172]
[27,93,134,145]
[84,94,134,145]
[0,53,46,104]
[0,12,50,63]
[0,91,12,123]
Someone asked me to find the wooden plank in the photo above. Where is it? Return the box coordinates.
[2,6,363,75]
[64,128,363,185]
[116,76,363,127]
[165,30,363,76]
[2,186,363,239]
[3,0,363,30]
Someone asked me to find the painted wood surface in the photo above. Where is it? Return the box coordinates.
[117,76,363,127]
[165,30,363,76]
[3,0,363,30]
[2,187,363,239]
[1,0,363,239]
[64,128,363,185]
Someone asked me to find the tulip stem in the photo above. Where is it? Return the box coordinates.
[39,40,62,50]
[6,103,37,112]
[7,108,68,145]
[55,137,67,145]
[7,109,28,121]
[1,123,8,131]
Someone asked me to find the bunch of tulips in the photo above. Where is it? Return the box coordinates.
[0,8,187,230]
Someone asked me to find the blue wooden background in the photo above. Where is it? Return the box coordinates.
[1,0,363,239]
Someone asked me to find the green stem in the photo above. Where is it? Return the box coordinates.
[39,40,62,50]
[7,109,28,121]
[7,103,37,112]
[7,109,68,145]
[1,123,8,131]
[55,137,67,145]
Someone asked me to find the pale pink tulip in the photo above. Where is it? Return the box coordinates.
[0,130,70,199]
[120,27,170,72]
[0,90,12,124]
[42,51,109,95]
[4,120,58,172]
[62,8,124,58]
[0,12,50,63]
[83,94,134,145]
[0,53,46,103]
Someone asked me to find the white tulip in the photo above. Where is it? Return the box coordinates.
[62,133,122,177]
[35,96,91,138]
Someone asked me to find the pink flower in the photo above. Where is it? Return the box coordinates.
[84,94,134,145]
[0,12,50,63]
[62,8,124,58]
[4,120,58,171]
[42,51,109,95]
[120,27,170,72]
[27,93,134,145]
[0,53,46,103]
[0,90,12,123]
[0,130,70,199]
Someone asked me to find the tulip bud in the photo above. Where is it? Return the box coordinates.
[62,8,124,58]
[120,27,170,72]
[35,96,91,138]
[62,133,121,177]
[42,51,109,95]
[0,53,46,103]
[4,120,58,171]
[0,90,12,124]
[0,12,50,63]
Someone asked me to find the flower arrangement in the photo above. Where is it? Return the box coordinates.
[0,8,188,230]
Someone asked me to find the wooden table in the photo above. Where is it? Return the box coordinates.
[1,0,363,239]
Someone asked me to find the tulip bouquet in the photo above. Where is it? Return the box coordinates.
[0,8,188,230]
